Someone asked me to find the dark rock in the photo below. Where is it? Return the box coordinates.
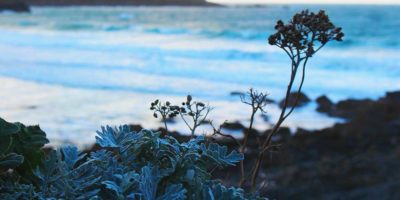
[277,127,291,137]
[260,113,270,122]
[243,128,260,140]
[316,95,334,113]
[317,91,400,125]
[0,0,30,12]
[385,91,400,101]
[253,117,400,199]
[128,124,143,132]
[334,99,374,118]
[260,127,291,144]
[259,90,400,198]
[263,127,291,138]
[230,91,245,97]
[316,97,374,119]
[215,92,400,199]
[295,128,312,135]
[167,130,191,142]
[279,92,311,108]
[221,121,245,130]
[266,98,275,104]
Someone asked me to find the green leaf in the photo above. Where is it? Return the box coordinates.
[0,122,264,199]
[201,143,244,167]
[102,172,140,199]
[95,125,137,149]
[203,181,247,200]
[140,165,161,200]
[0,136,12,155]
[61,146,86,169]
[12,123,49,180]
[0,153,24,170]
[0,118,19,137]
[102,180,123,198]
[157,184,187,200]
[14,123,49,149]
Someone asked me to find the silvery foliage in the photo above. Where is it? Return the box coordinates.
[1,124,267,200]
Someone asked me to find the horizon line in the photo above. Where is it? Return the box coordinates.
[208,0,400,6]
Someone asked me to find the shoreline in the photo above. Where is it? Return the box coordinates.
[0,77,341,147]
[26,0,221,7]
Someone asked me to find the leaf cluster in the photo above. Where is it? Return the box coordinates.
[0,117,49,181]
[0,118,266,200]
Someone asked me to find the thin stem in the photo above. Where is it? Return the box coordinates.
[210,122,240,147]
[180,112,192,133]
[239,109,256,187]
[249,58,301,190]
[163,117,168,136]
[283,57,309,120]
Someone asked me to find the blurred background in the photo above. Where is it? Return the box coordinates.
[1,1,399,146]
[0,0,399,199]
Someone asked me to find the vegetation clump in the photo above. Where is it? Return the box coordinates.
[0,117,265,200]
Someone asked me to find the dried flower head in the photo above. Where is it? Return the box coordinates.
[268,10,344,58]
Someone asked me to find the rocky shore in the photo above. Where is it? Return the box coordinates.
[122,91,400,199]
[0,0,30,12]
[226,91,400,199]
[261,91,400,199]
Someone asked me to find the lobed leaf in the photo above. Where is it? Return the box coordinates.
[0,118,19,137]
[201,143,243,167]
[0,153,24,170]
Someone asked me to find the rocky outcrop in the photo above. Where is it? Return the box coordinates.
[216,91,400,199]
[316,91,400,122]
[279,91,311,108]
[260,112,400,199]
[316,95,334,113]
[0,0,30,12]
[221,121,246,130]
[26,0,219,6]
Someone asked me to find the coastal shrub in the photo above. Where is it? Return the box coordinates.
[0,117,266,200]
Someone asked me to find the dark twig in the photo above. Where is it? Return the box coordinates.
[238,89,270,187]
[179,95,212,138]
[210,121,241,147]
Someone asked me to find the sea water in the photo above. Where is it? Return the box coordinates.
[0,5,399,146]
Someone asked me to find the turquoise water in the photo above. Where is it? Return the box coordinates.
[0,5,398,145]
[0,5,399,100]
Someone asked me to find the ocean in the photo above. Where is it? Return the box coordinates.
[0,5,399,146]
